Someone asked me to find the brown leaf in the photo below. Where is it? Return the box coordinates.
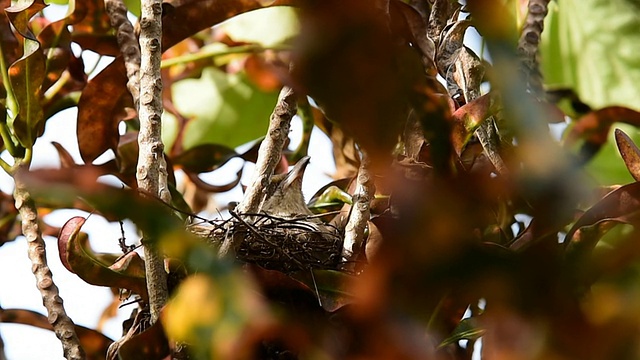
[68,0,117,56]
[615,128,640,182]
[51,141,77,168]
[77,58,133,162]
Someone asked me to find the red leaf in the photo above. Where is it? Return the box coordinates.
[57,216,87,272]
[57,216,149,300]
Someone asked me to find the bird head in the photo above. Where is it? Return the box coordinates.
[261,156,313,218]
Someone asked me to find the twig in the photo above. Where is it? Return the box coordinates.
[238,86,297,214]
[219,86,298,257]
[137,0,170,324]
[104,0,141,108]
[14,169,85,360]
[517,0,550,98]
[341,151,374,266]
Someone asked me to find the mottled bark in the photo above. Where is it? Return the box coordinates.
[219,86,297,257]
[14,170,85,359]
[342,151,374,266]
[137,0,170,324]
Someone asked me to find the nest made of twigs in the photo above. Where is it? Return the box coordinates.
[190,213,343,273]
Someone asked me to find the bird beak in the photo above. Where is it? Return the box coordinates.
[282,156,311,189]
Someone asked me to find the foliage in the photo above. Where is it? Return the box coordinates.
[0,0,640,359]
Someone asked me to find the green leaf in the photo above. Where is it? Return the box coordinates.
[541,0,640,110]
[218,6,299,46]
[123,0,140,18]
[6,0,47,148]
[172,67,279,150]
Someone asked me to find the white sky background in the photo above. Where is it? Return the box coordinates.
[0,4,494,360]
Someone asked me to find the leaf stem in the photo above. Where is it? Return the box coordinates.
[161,43,292,69]
[0,122,20,159]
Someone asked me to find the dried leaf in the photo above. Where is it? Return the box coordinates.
[77,58,133,162]
[51,141,77,168]
[615,128,640,182]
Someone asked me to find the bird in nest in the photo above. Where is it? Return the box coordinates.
[261,156,319,222]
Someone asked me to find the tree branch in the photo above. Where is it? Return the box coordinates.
[341,151,374,267]
[14,169,85,360]
[219,86,297,257]
[137,0,170,324]
[104,0,141,107]
[517,0,550,98]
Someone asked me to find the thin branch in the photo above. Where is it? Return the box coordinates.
[137,0,169,324]
[219,86,297,258]
[104,0,141,107]
[237,86,297,214]
[517,0,550,98]
[14,169,85,360]
[341,151,374,266]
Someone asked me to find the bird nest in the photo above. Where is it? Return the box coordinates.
[190,213,343,273]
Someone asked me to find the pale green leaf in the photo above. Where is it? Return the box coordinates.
[541,0,640,110]
[171,67,279,150]
[218,7,299,46]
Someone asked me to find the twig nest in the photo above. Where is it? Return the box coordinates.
[190,213,343,273]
